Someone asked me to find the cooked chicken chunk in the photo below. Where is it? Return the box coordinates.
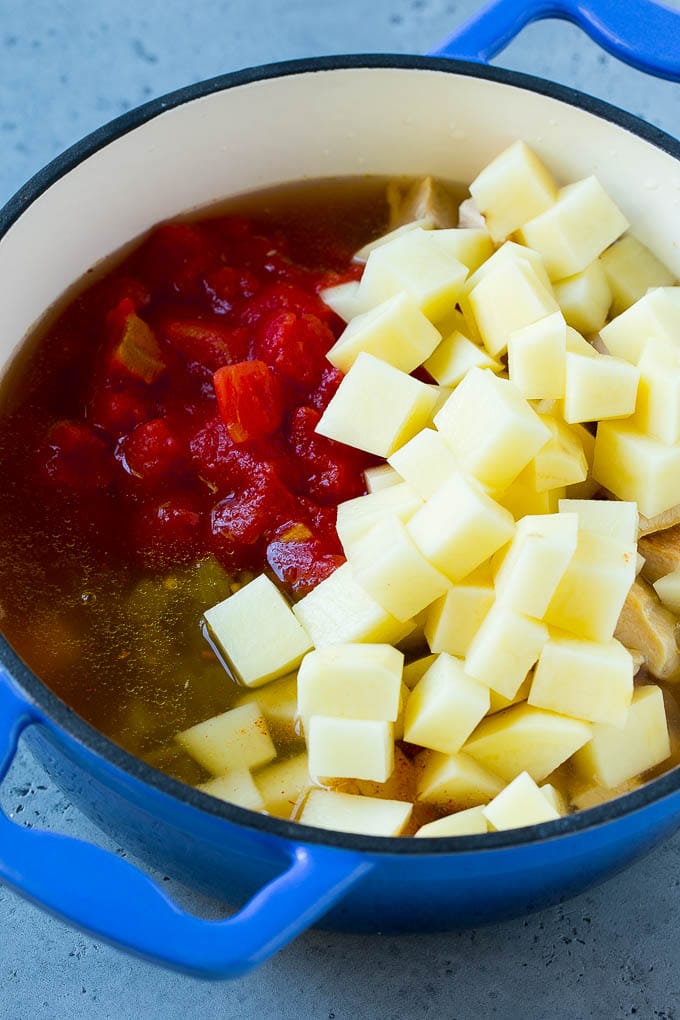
[639,524,680,583]
[387,176,458,230]
[614,577,680,680]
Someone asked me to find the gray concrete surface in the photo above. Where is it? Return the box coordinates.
[1,1,679,1016]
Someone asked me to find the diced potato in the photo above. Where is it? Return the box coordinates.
[518,176,629,280]
[204,574,312,688]
[424,576,495,658]
[407,472,515,582]
[236,674,298,730]
[349,515,450,622]
[464,606,548,699]
[415,806,489,837]
[297,643,403,724]
[507,312,567,400]
[488,673,533,714]
[388,176,457,230]
[307,716,394,783]
[540,783,567,815]
[653,569,680,615]
[293,563,415,648]
[316,352,438,458]
[544,530,636,642]
[484,771,561,830]
[469,141,558,242]
[526,415,588,491]
[388,428,459,500]
[528,633,633,727]
[428,227,495,273]
[564,422,599,499]
[434,369,551,490]
[563,351,639,424]
[464,704,592,782]
[468,260,559,358]
[177,703,277,776]
[358,228,468,321]
[353,218,434,262]
[417,750,505,808]
[600,235,675,316]
[495,468,565,520]
[198,769,266,811]
[593,419,680,519]
[364,463,401,493]
[336,483,423,553]
[557,498,638,546]
[326,292,441,374]
[600,287,680,364]
[631,337,680,445]
[464,240,552,294]
[424,330,502,388]
[402,652,438,690]
[254,754,313,818]
[614,577,680,681]
[553,260,612,335]
[299,789,412,836]
[403,654,490,754]
[320,280,364,322]
[493,512,578,618]
[427,384,455,422]
[565,326,598,357]
[574,686,670,788]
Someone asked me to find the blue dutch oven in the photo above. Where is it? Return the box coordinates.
[1,0,679,980]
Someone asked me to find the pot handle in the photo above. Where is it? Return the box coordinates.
[431,0,680,82]
[0,674,370,978]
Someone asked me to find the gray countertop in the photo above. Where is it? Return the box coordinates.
[1,1,680,1016]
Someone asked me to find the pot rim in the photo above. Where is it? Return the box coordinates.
[2,52,680,857]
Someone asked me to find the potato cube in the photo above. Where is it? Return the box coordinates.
[631,337,680,445]
[543,530,636,642]
[518,176,629,280]
[307,716,394,783]
[553,260,612,335]
[493,512,578,618]
[402,653,438,690]
[388,428,459,500]
[316,352,438,458]
[353,217,433,262]
[557,498,638,546]
[540,783,566,815]
[417,750,505,808]
[320,280,364,322]
[483,771,561,830]
[652,569,680,615]
[424,577,495,657]
[464,240,552,295]
[204,574,312,688]
[358,228,468,321]
[326,292,441,374]
[565,326,598,358]
[198,769,266,811]
[415,806,489,837]
[564,422,599,499]
[468,260,558,358]
[488,673,533,714]
[434,369,551,490]
[427,383,455,421]
[507,311,567,400]
[592,419,680,519]
[424,330,502,388]
[336,482,423,553]
[600,287,680,364]
[574,685,670,788]
[495,468,565,520]
[526,415,588,491]
[177,703,276,776]
[428,227,495,272]
[463,703,592,782]
[403,654,490,754]
[297,643,403,724]
[529,633,633,727]
[254,754,313,818]
[408,472,515,582]
[299,789,412,836]
[349,516,450,622]
[293,563,415,648]
[600,235,675,317]
[469,141,558,242]
[236,674,298,728]
[364,463,401,493]
[464,606,548,699]
[563,351,639,424]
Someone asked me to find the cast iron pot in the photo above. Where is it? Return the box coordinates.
[1,0,679,980]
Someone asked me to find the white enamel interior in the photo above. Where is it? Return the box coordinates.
[1,65,680,371]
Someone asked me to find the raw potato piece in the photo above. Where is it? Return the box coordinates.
[527,415,588,491]
[388,176,458,230]
[198,769,266,811]
[237,674,298,729]
[424,576,495,658]
[204,574,312,688]
[297,643,403,723]
[388,428,460,500]
[336,482,423,552]
[177,703,276,776]
[463,704,592,782]
[599,235,675,316]
[496,468,564,520]
[402,653,438,690]
[326,292,441,374]
[600,287,680,364]
[507,312,567,400]
[574,686,670,788]
[417,750,505,808]
[593,420,680,520]
[353,218,434,262]
[653,569,680,615]
[465,606,548,699]
[429,228,495,273]
[493,513,578,619]
[424,330,502,388]
[255,754,313,818]
[299,789,412,836]
[307,716,394,783]
[557,498,638,546]
[483,772,561,830]
[518,176,629,280]
[488,673,533,714]
[614,577,680,681]
[553,260,612,335]
[316,352,438,458]
[320,280,364,323]
[464,240,552,295]
[631,337,680,445]
[415,806,489,837]
[564,422,598,499]
[468,260,558,358]
[403,654,490,754]
[469,141,558,242]
[364,464,401,493]
[562,351,639,424]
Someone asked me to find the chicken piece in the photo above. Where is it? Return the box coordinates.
[614,577,680,680]
[626,648,645,675]
[638,505,680,537]
[639,524,680,583]
[457,196,486,229]
[387,176,458,230]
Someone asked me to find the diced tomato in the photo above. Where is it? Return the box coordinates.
[203,266,261,315]
[39,421,114,490]
[213,360,283,444]
[134,223,218,298]
[266,536,344,595]
[286,405,371,504]
[306,366,344,411]
[132,495,205,568]
[210,473,297,571]
[88,388,150,437]
[253,310,335,387]
[160,318,249,372]
[107,299,165,384]
[239,281,334,327]
[117,418,186,484]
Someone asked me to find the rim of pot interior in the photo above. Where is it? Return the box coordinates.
[2,53,680,857]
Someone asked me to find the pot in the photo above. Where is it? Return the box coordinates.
[1,0,679,981]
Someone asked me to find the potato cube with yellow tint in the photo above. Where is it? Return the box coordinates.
[198,769,266,811]
[417,750,505,808]
[336,482,423,553]
[307,716,394,783]
[507,311,566,400]
[424,330,501,388]
[177,703,276,776]
[464,240,552,295]
[403,654,490,754]
[316,353,438,458]
[319,280,364,323]
[326,292,441,374]
[415,806,489,837]
[297,643,403,724]
[363,463,401,493]
[600,235,675,317]
[600,286,680,364]
[464,703,592,782]
[464,606,548,699]
[564,422,599,499]
[526,415,588,491]
[349,516,450,622]
[424,575,495,657]
[563,351,639,424]
[483,771,561,830]
[402,653,438,690]
[592,419,680,519]
[493,512,578,618]
[468,260,558,358]
[428,227,495,273]
[434,369,551,490]
[488,673,533,714]
[631,337,680,445]
[353,217,433,262]
[388,428,459,500]
[518,176,629,280]
[495,468,565,520]
[407,472,515,582]
[574,685,670,788]
[299,789,412,836]
[254,754,313,818]
[553,260,612,335]
[529,633,633,727]
[557,498,638,546]
[653,569,680,615]
[469,141,558,242]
